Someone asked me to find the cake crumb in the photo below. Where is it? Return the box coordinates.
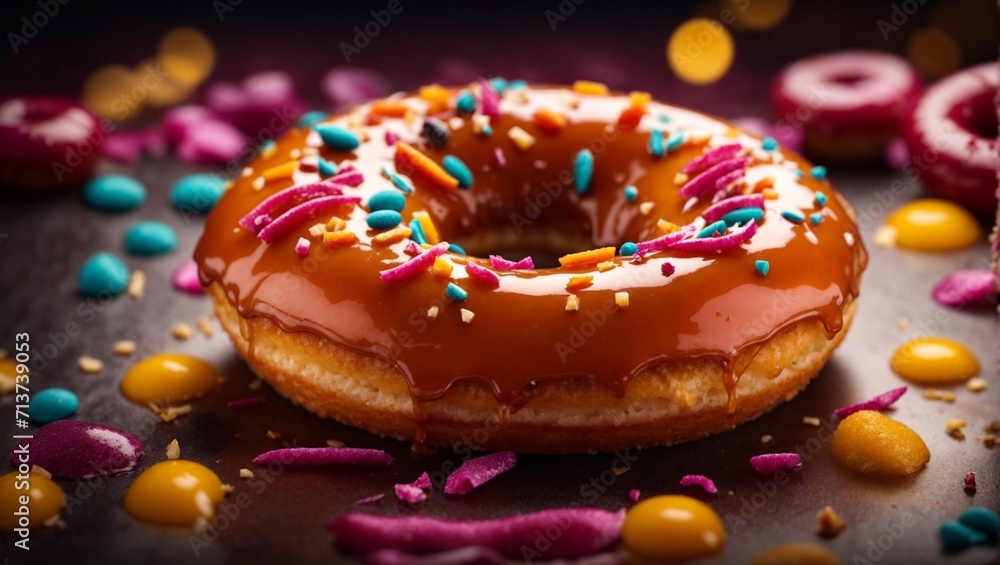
[326,439,346,448]
[507,126,536,151]
[816,505,846,537]
[427,306,439,319]
[172,323,194,340]
[639,201,654,216]
[128,270,145,298]
[78,356,104,374]
[873,226,897,247]
[151,403,192,422]
[460,308,475,324]
[946,418,967,440]
[674,172,689,185]
[266,430,282,440]
[896,318,909,331]
[984,421,1000,434]
[615,292,630,309]
[612,464,631,476]
[166,439,180,460]
[802,417,821,427]
[565,295,580,311]
[923,389,943,401]
[308,223,327,237]
[197,316,215,337]
[249,378,263,391]
[967,377,987,392]
[221,484,235,494]
[980,435,997,449]
[760,434,774,444]
[112,340,137,356]
[239,468,254,479]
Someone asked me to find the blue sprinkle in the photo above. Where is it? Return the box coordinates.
[507,80,527,90]
[443,155,474,189]
[29,388,79,424]
[781,210,805,224]
[815,192,828,207]
[259,140,276,153]
[83,175,147,213]
[958,507,1000,537]
[446,282,468,301]
[448,243,467,255]
[721,207,764,226]
[124,221,178,256]
[314,125,360,151]
[455,90,477,114]
[697,220,728,238]
[390,173,414,193]
[318,158,338,178]
[482,124,493,136]
[939,521,987,550]
[666,132,686,152]
[810,165,827,180]
[78,252,130,298]
[809,213,824,225]
[296,110,329,129]
[574,149,594,194]
[658,115,671,123]
[794,169,804,179]
[489,77,508,93]
[368,190,406,213]
[762,136,778,151]
[170,174,225,215]
[755,260,770,276]
[648,130,665,158]
[409,219,427,244]
[367,210,402,230]
[619,242,639,256]
[624,186,638,203]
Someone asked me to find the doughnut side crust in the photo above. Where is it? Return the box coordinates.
[210,282,856,454]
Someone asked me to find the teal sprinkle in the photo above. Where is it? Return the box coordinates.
[755,260,769,276]
[489,77,508,93]
[443,155,474,189]
[448,243,466,255]
[455,90,476,114]
[659,115,671,123]
[958,507,1000,537]
[619,242,639,256]
[482,124,493,136]
[624,186,638,203]
[666,132,685,152]
[296,110,329,129]
[795,170,804,179]
[409,219,427,244]
[446,282,468,301]
[29,388,79,424]
[809,213,824,225]
[574,149,594,194]
[259,140,276,152]
[78,252,130,298]
[390,173,414,193]
[939,522,987,550]
[815,192,828,207]
[507,80,527,90]
[721,207,764,226]
[697,220,727,238]
[648,130,665,158]
[124,221,178,257]
[781,210,805,224]
[762,136,778,151]
[368,190,406,213]
[366,210,402,230]
[810,165,827,180]
[318,158,338,178]
[170,174,225,215]
[314,125,360,151]
[83,175,147,213]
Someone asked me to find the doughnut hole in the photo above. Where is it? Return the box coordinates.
[947,88,999,142]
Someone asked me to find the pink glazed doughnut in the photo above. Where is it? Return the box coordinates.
[771,51,923,164]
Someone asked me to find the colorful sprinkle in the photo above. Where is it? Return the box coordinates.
[679,474,718,494]
[755,260,769,276]
[395,142,458,191]
[83,174,147,212]
[367,210,402,230]
[810,213,824,225]
[722,207,764,226]
[455,90,476,114]
[412,210,440,244]
[697,220,727,239]
[559,247,615,268]
[442,155,474,189]
[619,242,639,256]
[681,143,741,175]
[422,118,450,148]
[171,259,204,294]
[815,192,827,206]
[534,108,567,133]
[507,126,536,151]
[749,453,801,474]
[433,257,454,278]
[810,166,827,180]
[781,210,805,224]
[318,158,338,177]
[574,149,594,194]
[28,388,79,425]
[372,225,412,245]
[170,174,225,214]
[478,79,500,120]
[490,255,534,270]
[669,221,756,252]
[833,387,906,419]
[444,451,516,495]
[294,237,311,255]
[679,157,750,200]
[78,252,130,298]
[258,195,361,244]
[761,137,778,151]
[296,110,329,128]
[701,194,765,223]
[567,275,594,291]
[466,262,500,286]
[573,80,609,95]
[624,186,638,203]
[383,130,399,146]
[446,282,468,301]
[253,447,392,467]
[409,219,427,244]
[666,132,686,151]
[648,130,665,158]
[314,125,360,151]
[368,190,406,212]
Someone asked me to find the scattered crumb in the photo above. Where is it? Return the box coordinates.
[251,177,265,191]
[197,316,215,337]
[615,292,630,309]
[760,434,773,444]
[266,430,282,440]
[221,484,235,494]
[128,270,145,298]
[674,172,689,185]
[42,514,67,529]
[427,306,439,319]
[639,201,654,216]
[816,506,846,537]
[985,421,1000,434]
[941,391,956,403]
[112,340,137,356]
[193,517,209,536]
[249,378,263,391]
[150,403,192,423]
[172,323,194,340]
[78,356,104,374]
[565,295,580,311]
[166,439,180,460]
[923,389,943,400]
[326,439,346,448]
[308,223,326,237]
[239,468,254,479]
[802,417,821,427]
[967,378,987,393]
[897,318,909,331]
[946,418,967,440]
[873,226,897,247]
[612,464,630,476]
[460,308,475,324]
[980,435,997,449]
[31,466,52,479]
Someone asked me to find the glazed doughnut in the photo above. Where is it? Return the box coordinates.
[0,96,102,191]
[902,63,999,218]
[771,51,923,164]
[195,82,867,453]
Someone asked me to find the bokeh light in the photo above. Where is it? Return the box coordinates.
[907,28,962,79]
[82,65,138,119]
[136,57,194,108]
[667,18,735,85]
[724,0,793,30]
[158,26,216,88]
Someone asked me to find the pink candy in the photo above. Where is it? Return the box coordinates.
[252,447,392,467]
[444,451,516,495]
[489,255,533,270]
[257,195,361,244]
[932,269,996,309]
[833,387,906,419]
[465,262,500,286]
[679,474,718,494]
[172,259,204,295]
[11,420,143,479]
[750,453,801,474]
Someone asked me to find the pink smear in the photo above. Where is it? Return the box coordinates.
[750,453,801,474]
[494,147,506,168]
[932,269,996,309]
[701,194,765,223]
[884,137,910,171]
[489,255,533,270]
[327,507,625,558]
[226,396,266,408]
[380,242,449,282]
[681,143,741,175]
[172,259,204,295]
[833,386,907,419]
[257,195,361,244]
[679,474,718,494]
[465,262,500,286]
[354,494,385,506]
[252,447,392,466]
[668,220,756,252]
[478,79,500,120]
[628,489,641,502]
[679,157,751,200]
[444,451,516,495]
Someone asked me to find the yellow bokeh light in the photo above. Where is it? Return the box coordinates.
[907,28,962,79]
[158,26,216,88]
[724,0,793,30]
[667,18,735,85]
[136,57,194,108]
[82,65,139,119]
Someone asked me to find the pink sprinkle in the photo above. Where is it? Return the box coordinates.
[884,137,910,171]
[395,484,427,505]
[258,195,361,244]
[367,547,506,565]
[489,255,533,270]
[681,143,742,175]
[628,489,641,502]
[380,242,449,282]
[412,472,432,489]
[964,472,976,492]
[444,451,516,495]
[494,147,506,169]
[679,474,718,494]
[171,259,204,295]
[332,168,364,187]
[636,225,697,257]
[252,447,392,467]
[354,494,385,506]
[227,396,266,408]
[714,168,746,192]
[701,194,765,223]
[833,386,907,419]
[668,220,756,252]
[175,119,246,165]
[239,181,346,232]
[750,453,801,474]
[465,261,500,286]
[660,262,676,277]
[327,507,625,558]
[679,157,751,200]
[932,269,996,309]
[478,79,500,120]
[162,105,216,145]
[403,240,423,256]
[294,237,311,256]
[385,130,399,146]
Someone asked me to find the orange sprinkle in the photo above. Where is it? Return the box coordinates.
[534,108,567,134]
[322,231,357,247]
[411,210,440,244]
[629,91,652,110]
[432,257,453,278]
[657,219,681,234]
[754,177,776,192]
[573,80,610,96]
[559,247,615,268]
[616,106,645,129]
[597,261,616,272]
[262,161,298,181]
[418,84,451,113]
[763,188,778,200]
[372,226,412,245]
[370,100,409,117]
[566,275,594,291]
[394,142,458,191]
[326,217,347,232]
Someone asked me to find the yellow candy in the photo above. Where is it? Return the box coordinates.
[124,460,223,526]
[121,353,221,405]
[0,470,65,529]
[890,337,980,385]
[884,199,982,251]
[667,18,735,85]
[752,542,840,565]
[830,411,929,476]
[622,495,725,560]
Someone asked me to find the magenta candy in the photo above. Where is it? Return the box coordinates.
[172,259,204,295]
[322,68,391,109]
[355,494,385,506]
[465,262,500,286]
[10,420,143,479]
[833,386,907,419]
[489,255,533,270]
[252,447,392,467]
[679,474,718,494]
[162,105,216,144]
[628,489,641,502]
[444,451,516,495]
[478,79,500,120]
[176,119,246,165]
[750,453,801,474]
[206,71,306,134]
[395,471,432,504]
[679,157,751,200]
[932,269,996,309]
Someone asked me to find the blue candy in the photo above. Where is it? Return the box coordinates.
[762,136,778,151]
[648,130,664,158]
[409,219,427,244]
[574,149,594,194]
[170,174,225,214]
[939,521,987,550]
[448,243,466,255]
[442,155,473,189]
[810,213,824,225]
[666,132,686,151]
[367,210,402,230]
[455,91,477,114]
[721,207,764,226]
[781,210,805,224]
[124,221,178,256]
[619,242,639,256]
[314,125,360,151]
[83,175,146,212]
[78,252,130,297]
[446,282,468,301]
[297,110,329,129]
[29,388,79,424]
[697,220,727,238]
[318,158,338,178]
[810,165,827,180]
[815,192,828,207]
[755,260,770,276]
[368,191,406,213]
[958,507,1000,538]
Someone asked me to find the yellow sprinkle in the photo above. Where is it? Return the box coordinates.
[112,340,137,356]
[197,316,214,337]
[239,468,254,479]
[460,308,475,324]
[874,226,898,247]
[432,256,453,278]
[372,225,412,245]
[308,223,327,237]
[615,291,630,308]
[172,322,194,340]
[412,210,440,244]
[323,230,357,247]
[657,219,681,234]
[251,177,265,191]
[628,91,652,110]
[262,161,298,181]
[597,261,615,272]
[326,217,346,231]
[760,434,773,444]
[507,126,536,151]
[968,377,987,392]
[762,188,778,200]
[166,439,180,460]
[565,295,580,311]
[674,172,689,184]
[78,356,104,374]
[566,275,593,291]
[128,270,145,299]
[639,202,654,216]
[946,418,968,432]
[573,80,610,95]
[802,416,821,427]
[427,306,439,319]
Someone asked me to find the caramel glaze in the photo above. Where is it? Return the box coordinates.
[195,85,867,424]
